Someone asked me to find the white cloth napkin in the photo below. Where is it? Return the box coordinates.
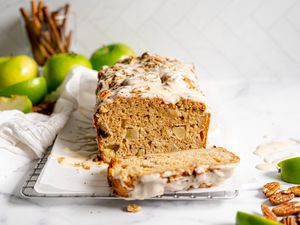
[0,66,98,180]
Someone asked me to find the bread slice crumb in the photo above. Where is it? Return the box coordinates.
[127,204,141,213]
[108,147,240,199]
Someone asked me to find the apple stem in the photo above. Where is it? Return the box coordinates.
[70,52,77,57]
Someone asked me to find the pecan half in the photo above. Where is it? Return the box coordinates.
[261,204,278,221]
[272,201,300,216]
[288,186,300,197]
[263,182,280,197]
[98,90,111,99]
[281,216,297,225]
[269,190,294,205]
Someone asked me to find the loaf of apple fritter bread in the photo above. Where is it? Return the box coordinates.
[108,147,240,199]
[93,52,210,163]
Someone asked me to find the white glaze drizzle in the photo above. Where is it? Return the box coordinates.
[95,52,207,111]
[117,164,237,200]
[128,174,166,199]
[255,163,277,171]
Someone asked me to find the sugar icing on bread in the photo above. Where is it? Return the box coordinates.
[95,52,207,105]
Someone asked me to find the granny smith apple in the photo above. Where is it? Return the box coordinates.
[43,53,92,92]
[0,77,47,105]
[236,211,281,225]
[0,55,38,89]
[90,43,135,71]
[278,157,300,184]
[0,95,32,113]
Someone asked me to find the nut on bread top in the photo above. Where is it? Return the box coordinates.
[95,52,207,111]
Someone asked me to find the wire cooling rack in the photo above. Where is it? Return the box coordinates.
[21,149,239,200]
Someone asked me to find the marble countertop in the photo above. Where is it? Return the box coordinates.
[1,78,300,225]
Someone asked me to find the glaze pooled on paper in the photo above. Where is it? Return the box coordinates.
[254,140,300,171]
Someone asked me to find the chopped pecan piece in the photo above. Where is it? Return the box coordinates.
[297,213,300,223]
[98,90,111,99]
[281,216,297,225]
[272,201,300,216]
[127,204,141,213]
[261,204,278,221]
[269,190,294,205]
[263,182,280,197]
[288,186,300,197]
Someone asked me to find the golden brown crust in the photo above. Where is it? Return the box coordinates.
[201,113,210,148]
[111,179,130,198]
[107,158,133,197]
[107,158,117,186]
[210,146,240,164]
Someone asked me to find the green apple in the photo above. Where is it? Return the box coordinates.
[0,95,32,113]
[0,55,38,89]
[43,53,92,92]
[236,211,281,225]
[90,43,135,71]
[0,77,47,105]
[278,157,300,184]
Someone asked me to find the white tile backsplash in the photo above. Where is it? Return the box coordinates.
[253,0,297,28]
[235,18,300,79]
[219,0,263,31]
[120,0,163,31]
[187,0,232,31]
[0,0,300,81]
[270,19,300,66]
[286,1,300,31]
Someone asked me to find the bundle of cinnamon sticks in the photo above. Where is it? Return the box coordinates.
[20,0,73,65]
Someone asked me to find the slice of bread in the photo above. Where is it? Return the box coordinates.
[107,147,240,199]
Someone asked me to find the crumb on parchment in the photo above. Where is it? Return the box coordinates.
[126,204,141,213]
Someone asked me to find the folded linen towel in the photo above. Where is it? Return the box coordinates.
[0,66,97,180]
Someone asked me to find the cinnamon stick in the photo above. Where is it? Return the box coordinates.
[65,30,73,51]
[51,11,62,37]
[32,16,41,35]
[61,4,70,36]
[42,31,51,44]
[42,6,65,53]
[37,42,49,60]
[20,7,40,38]
[31,0,37,16]
[40,38,56,55]
[20,1,73,65]
[26,25,45,65]
[51,11,59,20]
[20,7,47,64]
[20,7,30,24]
[37,0,44,22]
